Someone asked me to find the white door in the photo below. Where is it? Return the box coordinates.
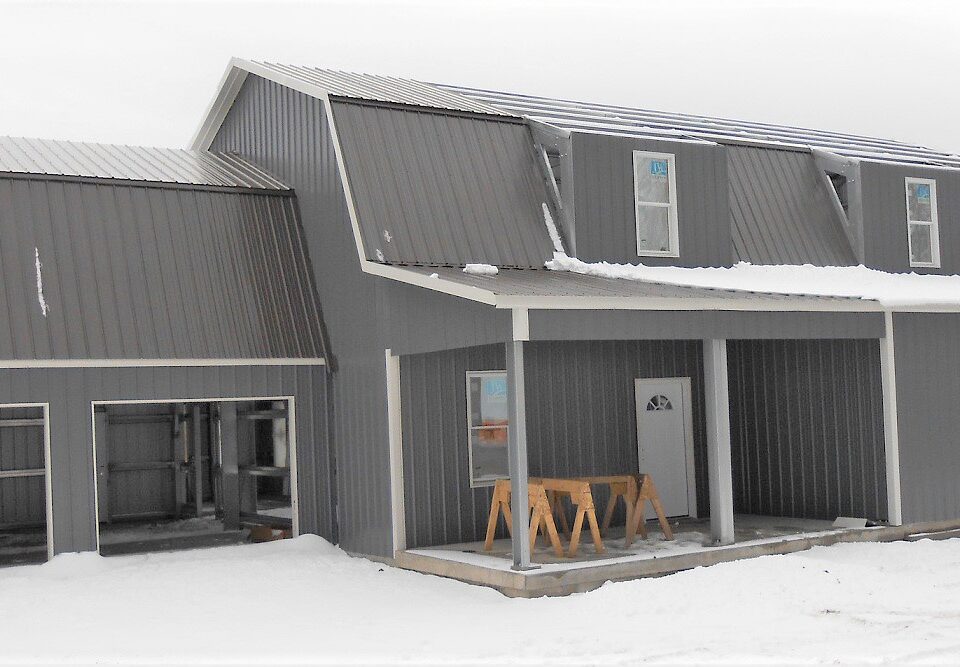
[635,378,696,519]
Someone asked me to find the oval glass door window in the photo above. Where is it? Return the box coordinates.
[646,394,673,411]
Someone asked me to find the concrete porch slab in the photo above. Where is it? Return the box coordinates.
[395,516,960,597]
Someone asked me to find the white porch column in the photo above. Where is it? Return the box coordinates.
[880,312,903,526]
[703,338,735,545]
[507,309,533,570]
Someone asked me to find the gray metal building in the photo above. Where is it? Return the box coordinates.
[6,59,960,584]
[0,137,332,560]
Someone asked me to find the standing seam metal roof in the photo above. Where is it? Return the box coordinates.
[439,84,960,168]
[248,61,513,117]
[0,136,290,189]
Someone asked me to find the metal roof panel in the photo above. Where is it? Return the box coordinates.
[0,136,290,190]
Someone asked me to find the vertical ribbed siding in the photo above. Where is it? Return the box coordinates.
[331,101,555,267]
[0,177,325,360]
[727,339,887,521]
[571,132,730,267]
[892,313,960,523]
[0,365,331,554]
[212,75,394,556]
[860,161,960,274]
[401,341,708,548]
[105,404,177,519]
[728,146,856,266]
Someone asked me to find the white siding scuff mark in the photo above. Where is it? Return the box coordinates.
[34,248,50,317]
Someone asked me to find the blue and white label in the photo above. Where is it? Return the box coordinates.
[483,377,507,399]
[650,159,668,177]
[916,183,931,202]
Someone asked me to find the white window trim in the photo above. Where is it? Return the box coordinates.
[465,370,509,489]
[905,176,941,269]
[633,150,680,258]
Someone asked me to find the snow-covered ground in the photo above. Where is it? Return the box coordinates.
[2,536,960,664]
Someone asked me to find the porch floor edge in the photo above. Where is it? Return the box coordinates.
[394,519,960,597]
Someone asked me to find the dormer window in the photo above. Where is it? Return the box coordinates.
[905,177,940,268]
[633,151,679,257]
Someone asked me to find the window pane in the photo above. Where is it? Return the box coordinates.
[907,182,933,222]
[636,205,671,253]
[470,429,509,484]
[635,156,671,203]
[469,374,508,428]
[909,223,933,265]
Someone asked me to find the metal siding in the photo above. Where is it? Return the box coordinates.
[400,341,709,548]
[728,339,887,521]
[571,132,730,267]
[331,101,556,267]
[0,177,325,360]
[105,404,176,519]
[210,75,395,556]
[860,161,960,274]
[529,310,885,341]
[0,136,288,190]
[728,146,856,266]
[0,365,332,553]
[892,313,960,523]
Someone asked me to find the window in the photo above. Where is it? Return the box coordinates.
[633,151,679,257]
[905,177,940,268]
[466,371,509,487]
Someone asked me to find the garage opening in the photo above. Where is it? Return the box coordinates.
[93,399,297,556]
[0,405,51,566]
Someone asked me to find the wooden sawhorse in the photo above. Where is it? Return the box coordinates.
[483,479,564,557]
[625,473,675,546]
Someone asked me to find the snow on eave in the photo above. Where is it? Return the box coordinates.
[544,254,960,311]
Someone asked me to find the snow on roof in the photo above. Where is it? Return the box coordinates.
[546,253,960,309]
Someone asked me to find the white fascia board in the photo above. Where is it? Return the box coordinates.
[189,58,251,150]
[492,295,885,312]
[0,358,325,369]
[362,262,497,305]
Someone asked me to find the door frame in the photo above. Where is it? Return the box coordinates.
[0,402,54,560]
[635,377,698,519]
[90,395,299,553]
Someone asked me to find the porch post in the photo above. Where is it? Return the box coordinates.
[880,311,903,526]
[507,309,533,570]
[703,338,735,545]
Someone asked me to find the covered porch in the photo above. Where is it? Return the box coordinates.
[380,270,902,593]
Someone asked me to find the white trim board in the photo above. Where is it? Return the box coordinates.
[385,350,405,555]
[0,358,325,369]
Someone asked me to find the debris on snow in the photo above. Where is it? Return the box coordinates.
[542,202,565,254]
[463,263,499,276]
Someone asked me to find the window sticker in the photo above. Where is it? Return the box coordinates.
[650,159,668,177]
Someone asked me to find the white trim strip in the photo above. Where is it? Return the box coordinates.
[190,59,250,150]
[880,311,903,526]
[361,262,497,304]
[512,308,529,341]
[385,350,405,556]
[0,358,325,369]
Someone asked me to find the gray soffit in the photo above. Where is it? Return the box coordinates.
[0,136,289,190]
[440,85,960,169]
[728,145,857,266]
[331,100,556,267]
[0,177,325,360]
[390,266,876,310]
[247,61,512,117]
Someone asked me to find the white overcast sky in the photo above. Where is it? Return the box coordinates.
[1,0,959,152]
